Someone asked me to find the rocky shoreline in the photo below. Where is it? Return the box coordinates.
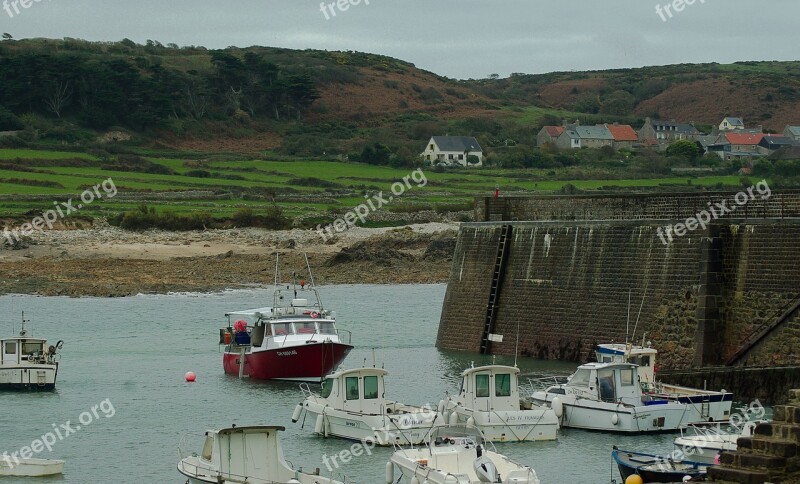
[0,222,458,297]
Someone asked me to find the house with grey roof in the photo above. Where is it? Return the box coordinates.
[420,136,483,167]
[784,126,800,142]
[719,117,745,131]
[758,134,796,155]
[639,118,701,143]
[555,125,613,150]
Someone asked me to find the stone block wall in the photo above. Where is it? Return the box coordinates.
[709,389,800,483]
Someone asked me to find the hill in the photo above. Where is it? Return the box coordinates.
[0,38,799,157]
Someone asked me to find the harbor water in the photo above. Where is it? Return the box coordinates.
[0,284,747,483]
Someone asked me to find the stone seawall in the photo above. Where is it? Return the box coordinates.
[437,217,800,371]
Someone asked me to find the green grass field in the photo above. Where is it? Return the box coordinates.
[0,149,748,222]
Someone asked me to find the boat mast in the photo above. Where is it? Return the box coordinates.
[304,253,323,310]
[20,311,28,337]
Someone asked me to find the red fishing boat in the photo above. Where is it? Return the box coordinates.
[219,256,352,382]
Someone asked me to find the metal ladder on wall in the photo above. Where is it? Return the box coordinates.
[479,224,513,354]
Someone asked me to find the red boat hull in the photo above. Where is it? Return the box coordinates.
[222,342,352,382]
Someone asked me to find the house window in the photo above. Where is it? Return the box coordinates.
[458,154,464,160]
[363,376,378,399]
[345,377,359,400]
[429,144,434,150]
[448,154,454,160]
[475,374,490,398]
[495,374,512,397]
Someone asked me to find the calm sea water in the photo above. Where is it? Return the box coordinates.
[0,285,721,484]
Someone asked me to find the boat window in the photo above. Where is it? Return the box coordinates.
[569,369,591,387]
[296,321,316,334]
[201,435,213,461]
[22,342,43,355]
[641,355,651,367]
[363,376,378,399]
[621,368,635,386]
[272,323,294,336]
[598,368,616,402]
[320,378,334,398]
[475,374,490,398]
[4,342,15,354]
[345,377,359,400]
[495,373,512,397]
[317,321,336,335]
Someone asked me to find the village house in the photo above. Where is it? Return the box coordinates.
[784,125,800,142]
[639,118,701,143]
[758,134,795,155]
[556,125,613,150]
[420,136,483,167]
[536,126,564,147]
[719,117,745,131]
[604,123,638,150]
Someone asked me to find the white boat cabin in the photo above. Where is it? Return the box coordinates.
[1,336,49,366]
[454,365,522,412]
[557,362,644,406]
[317,367,388,414]
[221,302,345,349]
[596,343,658,390]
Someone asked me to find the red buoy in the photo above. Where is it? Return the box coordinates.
[185,371,196,382]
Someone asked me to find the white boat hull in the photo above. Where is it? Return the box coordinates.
[0,458,64,477]
[303,401,440,445]
[391,450,538,484]
[447,406,559,442]
[533,391,711,432]
[0,365,58,390]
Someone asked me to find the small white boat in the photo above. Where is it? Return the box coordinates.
[178,425,345,484]
[442,364,558,442]
[531,362,726,432]
[0,312,63,391]
[595,342,732,422]
[387,425,540,484]
[0,457,65,477]
[673,420,765,465]
[294,366,445,445]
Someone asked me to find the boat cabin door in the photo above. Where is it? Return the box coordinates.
[597,368,617,402]
[342,373,383,414]
[2,339,18,365]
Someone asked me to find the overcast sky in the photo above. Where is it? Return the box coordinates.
[2,0,798,79]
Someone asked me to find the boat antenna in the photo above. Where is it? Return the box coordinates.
[631,285,648,345]
[514,315,520,367]
[274,253,280,287]
[626,289,631,344]
[304,253,316,288]
[20,311,28,337]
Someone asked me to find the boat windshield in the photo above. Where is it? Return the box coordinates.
[317,321,336,335]
[272,323,294,336]
[428,426,485,446]
[295,321,317,334]
[22,341,44,355]
[320,378,334,398]
[568,369,592,387]
[201,435,213,460]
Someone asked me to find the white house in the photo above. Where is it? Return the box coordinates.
[719,117,745,131]
[420,136,483,167]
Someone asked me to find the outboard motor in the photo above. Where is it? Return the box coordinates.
[473,446,501,483]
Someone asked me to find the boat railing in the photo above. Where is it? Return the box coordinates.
[526,375,568,393]
[335,329,352,345]
[299,382,317,399]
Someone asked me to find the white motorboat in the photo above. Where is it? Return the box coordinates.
[178,425,345,484]
[293,366,445,445]
[0,457,64,477]
[531,362,728,432]
[673,419,765,465]
[387,425,540,484]
[0,312,63,391]
[442,364,558,442]
[595,342,732,421]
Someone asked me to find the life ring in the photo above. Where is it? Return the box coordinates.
[310,311,320,319]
